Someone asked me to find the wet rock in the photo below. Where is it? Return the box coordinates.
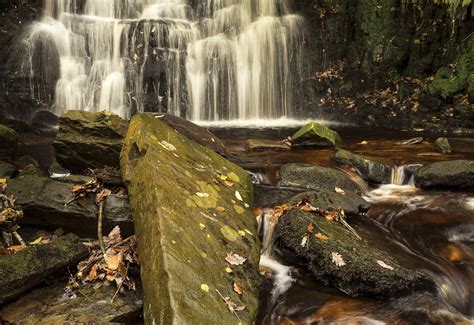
[0,233,88,303]
[0,161,16,178]
[289,191,370,216]
[54,111,128,173]
[14,156,41,171]
[433,137,451,154]
[31,110,60,130]
[291,122,343,148]
[17,163,44,178]
[332,149,391,184]
[278,163,361,194]
[1,282,143,324]
[274,209,434,297]
[0,124,18,159]
[6,176,133,237]
[397,137,424,145]
[48,161,70,176]
[121,114,260,324]
[246,139,291,151]
[414,160,474,190]
[157,113,228,156]
[254,185,306,208]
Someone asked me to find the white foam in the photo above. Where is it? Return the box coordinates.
[466,198,474,210]
[259,255,295,298]
[193,118,342,128]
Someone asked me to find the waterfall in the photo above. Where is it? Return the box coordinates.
[19,0,305,120]
[390,164,422,186]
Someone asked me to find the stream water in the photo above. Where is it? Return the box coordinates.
[212,126,474,324]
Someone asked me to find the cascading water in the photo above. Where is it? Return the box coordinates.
[19,0,305,121]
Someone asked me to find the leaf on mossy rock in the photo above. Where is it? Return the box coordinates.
[225,252,246,266]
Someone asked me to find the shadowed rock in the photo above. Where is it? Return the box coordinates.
[414,160,474,190]
[0,124,18,159]
[333,149,391,184]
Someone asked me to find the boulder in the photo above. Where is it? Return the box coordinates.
[278,163,361,194]
[433,137,451,154]
[414,160,474,190]
[291,122,342,148]
[1,281,143,324]
[157,113,228,156]
[6,176,133,237]
[0,233,88,303]
[121,114,260,324]
[53,111,128,173]
[289,191,370,216]
[274,209,434,297]
[246,139,291,151]
[0,124,18,159]
[0,161,16,178]
[333,149,391,184]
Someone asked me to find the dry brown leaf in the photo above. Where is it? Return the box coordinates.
[377,260,394,270]
[315,233,329,241]
[233,282,243,295]
[332,252,346,267]
[225,252,246,266]
[306,224,314,233]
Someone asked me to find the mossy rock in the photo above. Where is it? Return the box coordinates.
[53,110,128,173]
[333,149,392,184]
[414,160,474,190]
[432,137,451,154]
[278,163,361,194]
[0,161,16,178]
[274,209,434,297]
[0,124,18,159]
[120,114,260,324]
[291,122,343,148]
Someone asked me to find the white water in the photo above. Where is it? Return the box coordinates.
[20,0,305,120]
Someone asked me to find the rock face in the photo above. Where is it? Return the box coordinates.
[6,176,133,237]
[0,124,18,159]
[433,137,451,154]
[0,233,88,303]
[414,160,474,190]
[289,191,370,216]
[121,114,260,324]
[158,113,228,156]
[291,122,342,147]
[278,163,361,194]
[274,209,434,297]
[54,111,128,173]
[333,149,391,184]
[1,281,143,324]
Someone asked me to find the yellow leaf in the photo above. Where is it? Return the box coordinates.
[0,179,7,184]
[225,267,233,273]
[29,237,43,246]
[199,223,206,230]
[227,172,240,183]
[224,180,234,187]
[216,206,226,212]
[201,284,209,292]
[237,230,246,237]
[315,233,329,241]
[220,175,228,181]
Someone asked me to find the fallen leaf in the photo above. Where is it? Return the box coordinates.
[237,230,246,237]
[220,175,228,181]
[332,252,346,267]
[196,192,209,198]
[29,237,43,246]
[244,229,253,235]
[201,284,210,292]
[233,282,243,295]
[306,224,314,233]
[377,260,394,270]
[301,234,308,247]
[315,233,329,241]
[334,187,346,195]
[199,223,206,230]
[95,188,112,204]
[159,141,177,152]
[225,252,246,266]
[224,180,234,187]
[216,206,226,212]
[227,172,240,183]
[225,267,233,273]
[235,191,243,202]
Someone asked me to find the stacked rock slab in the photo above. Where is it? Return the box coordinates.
[121,114,260,324]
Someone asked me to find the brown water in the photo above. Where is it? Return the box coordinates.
[214,126,474,324]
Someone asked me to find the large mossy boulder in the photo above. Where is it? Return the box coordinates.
[0,124,18,159]
[333,149,392,184]
[414,160,474,190]
[6,176,133,237]
[291,122,342,147]
[54,111,128,173]
[0,233,88,303]
[274,209,434,297]
[121,114,260,324]
[278,163,361,194]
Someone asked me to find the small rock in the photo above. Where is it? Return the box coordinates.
[54,110,128,173]
[333,149,392,184]
[0,124,18,159]
[433,137,451,154]
[414,160,474,190]
[291,122,343,148]
[278,163,361,194]
[0,162,16,178]
[0,233,88,303]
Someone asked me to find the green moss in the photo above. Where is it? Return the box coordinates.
[292,122,343,147]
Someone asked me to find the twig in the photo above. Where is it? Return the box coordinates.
[111,281,123,303]
[97,200,106,256]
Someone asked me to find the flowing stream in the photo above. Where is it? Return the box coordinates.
[19,0,304,121]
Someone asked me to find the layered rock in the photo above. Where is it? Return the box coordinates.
[414,160,474,190]
[121,114,260,324]
[278,163,361,194]
[333,149,391,184]
[0,233,88,303]
[274,209,434,297]
[291,122,342,147]
[54,111,128,173]
[6,176,133,237]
